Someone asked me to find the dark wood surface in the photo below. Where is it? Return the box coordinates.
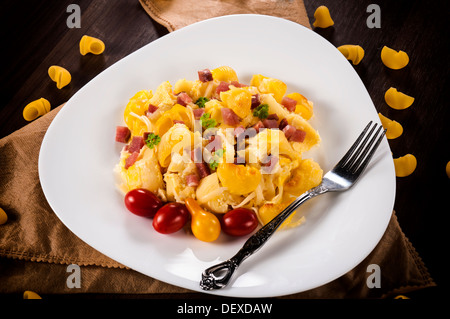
[1,0,448,299]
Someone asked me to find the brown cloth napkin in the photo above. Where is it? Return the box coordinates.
[139,0,311,32]
[0,0,435,298]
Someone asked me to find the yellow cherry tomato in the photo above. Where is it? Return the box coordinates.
[185,198,221,242]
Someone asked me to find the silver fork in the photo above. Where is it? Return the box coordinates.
[200,121,386,290]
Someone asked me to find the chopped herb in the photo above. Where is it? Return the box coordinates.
[200,112,217,129]
[208,149,225,170]
[145,132,161,149]
[253,103,269,119]
[195,97,210,108]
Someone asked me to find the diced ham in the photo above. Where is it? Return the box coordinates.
[124,152,139,169]
[191,148,202,163]
[243,127,257,138]
[253,121,265,133]
[262,119,278,129]
[281,97,297,112]
[278,118,288,130]
[266,113,279,121]
[193,108,205,119]
[290,129,307,143]
[196,162,211,179]
[233,125,245,137]
[282,124,296,139]
[206,135,222,152]
[221,108,240,126]
[115,126,130,143]
[128,136,144,153]
[251,94,260,109]
[176,92,192,106]
[198,69,213,82]
[186,174,200,187]
[147,104,158,114]
[216,81,231,95]
[173,120,185,124]
[230,81,247,88]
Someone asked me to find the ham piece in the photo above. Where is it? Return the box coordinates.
[216,81,231,95]
[281,123,307,142]
[290,129,307,142]
[124,151,139,169]
[115,126,130,143]
[253,120,265,132]
[147,104,158,114]
[128,136,145,153]
[190,148,211,179]
[251,94,260,109]
[278,118,288,130]
[196,162,211,179]
[262,119,278,129]
[281,97,297,112]
[282,124,296,139]
[193,108,205,119]
[221,107,240,126]
[176,92,192,106]
[186,174,200,187]
[198,69,213,82]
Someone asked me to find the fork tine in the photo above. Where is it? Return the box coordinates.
[335,121,373,169]
[353,126,386,175]
[345,123,378,171]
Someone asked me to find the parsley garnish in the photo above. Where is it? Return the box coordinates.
[145,132,161,149]
[253,103,269,119]
[200,112,217,129]
[195,97,209,108]
[208,149,225,170]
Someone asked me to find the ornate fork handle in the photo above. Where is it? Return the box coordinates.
[200,184,328,290]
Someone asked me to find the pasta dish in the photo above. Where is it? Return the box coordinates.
[114,66,323,239]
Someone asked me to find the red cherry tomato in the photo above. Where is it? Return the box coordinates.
[221,208,258,236]
[124,188,163,218]
[153,202,190,234]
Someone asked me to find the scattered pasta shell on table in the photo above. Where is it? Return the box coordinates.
[313,6,334,28]
[0,207,7,225]
[393,154,417,177]
[23,291,42,299]
[446,161,450,178]
[378,113,403,139]
[337,45,365,65]
[385,87,415,110]
[381,46,409,69]
[48,65,71,89]
[79,35,105,55]
[23,98,51,121]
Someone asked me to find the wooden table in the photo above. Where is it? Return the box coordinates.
[1,0,447,298]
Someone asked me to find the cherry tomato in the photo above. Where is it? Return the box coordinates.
[221,208,258,236]
[153,202,190,234]
[124,188,163,218]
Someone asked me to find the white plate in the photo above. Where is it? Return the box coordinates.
[39,14,395,297]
